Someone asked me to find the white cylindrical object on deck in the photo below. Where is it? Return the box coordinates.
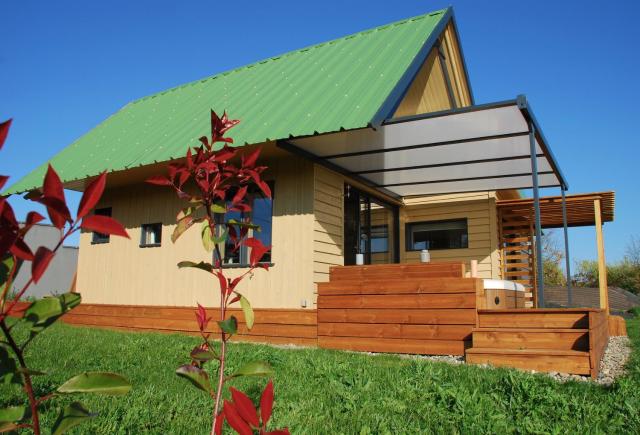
[355,253,364,265]
[420,249,430,263]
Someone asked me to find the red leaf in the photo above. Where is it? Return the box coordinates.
[230,387,259,428]
[232,186,248,206]
[177,170,189,188]
[10,237,33,261]
[195,303,210,332]
[244,237,270,267]
[186,148,194,169]
[213,413,224,435]
[0,175,8,191]
[213,144,236,163]
[242,147,261,168]
[81,215,129,238]
[42,164,65,202]
[0,119,11,150]
[39,165,71,228]
[20,211,45,234]
[146,175,173,186]
[37,197,71,229]
[32,246,54,283]
[216,272,228,295]
[25,211,45,226]
[257,180,272,199]
[77,172,107,219]
[260,380,274,427]
[223,401,252,435]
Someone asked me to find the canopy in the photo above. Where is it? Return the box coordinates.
[281,96,567,198]
[497,192,615,229]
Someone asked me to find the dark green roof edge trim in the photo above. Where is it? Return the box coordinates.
[449,8,475,105]
[370,7,453,126]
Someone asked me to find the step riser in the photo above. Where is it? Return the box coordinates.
[472,331,589,351]
[478,313,589,329]
[466,353,591,375]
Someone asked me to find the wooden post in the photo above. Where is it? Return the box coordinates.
[594,199,609,314]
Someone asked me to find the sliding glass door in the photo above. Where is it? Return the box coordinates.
[343,184,398,265]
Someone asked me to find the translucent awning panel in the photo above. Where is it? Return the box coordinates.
[284,98,566,197]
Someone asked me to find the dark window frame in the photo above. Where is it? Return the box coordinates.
[405,218,469,251]
[91,207,112,244]
[140,223,162,248]
[216,181,275,268]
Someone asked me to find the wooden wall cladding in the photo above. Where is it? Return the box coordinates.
[317,263,481,356]
[63,304,318,346]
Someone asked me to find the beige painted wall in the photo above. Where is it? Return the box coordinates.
[401,192,501,279]
[77,154,317,309]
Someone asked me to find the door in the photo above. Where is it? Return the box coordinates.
[343,184,398,265]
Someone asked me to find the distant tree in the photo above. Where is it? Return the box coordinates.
[626,235,640,266]
[574,258,640,295]
[541,230,566,286]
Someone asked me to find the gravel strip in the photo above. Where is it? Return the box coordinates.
[546,336,631,385]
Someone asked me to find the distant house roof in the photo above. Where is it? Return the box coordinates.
[8,8,454,194]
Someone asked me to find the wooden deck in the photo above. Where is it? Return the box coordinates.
[10,262,615,377]
[318,263,611,377]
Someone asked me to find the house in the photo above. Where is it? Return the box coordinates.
[8,7,619,375]
[11,223,78,299]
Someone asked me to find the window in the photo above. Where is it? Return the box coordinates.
[218,183,274,266]
[91,207,112,244]
[406,219,468,251]
[369,225,388,253]
[140,223,162,247]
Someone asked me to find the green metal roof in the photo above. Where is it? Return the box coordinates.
[8,8,449,194]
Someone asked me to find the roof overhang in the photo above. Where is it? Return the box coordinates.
[280,96,567,198]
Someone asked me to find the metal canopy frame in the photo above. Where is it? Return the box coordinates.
[278,95,570,307]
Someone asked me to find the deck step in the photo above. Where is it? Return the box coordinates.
[477,309,590,329]
[472,328,589,351]
[466,347,591,375]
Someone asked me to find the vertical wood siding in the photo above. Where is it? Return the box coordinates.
[77,154,316,309]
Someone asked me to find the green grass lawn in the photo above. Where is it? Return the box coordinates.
[2,319,639,434]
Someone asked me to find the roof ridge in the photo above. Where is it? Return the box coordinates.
[129,8,448,106]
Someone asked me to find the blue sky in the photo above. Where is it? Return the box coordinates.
[1,0,638,264]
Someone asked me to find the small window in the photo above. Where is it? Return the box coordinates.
[406,219,468,251]
[91,207,112,244]
[140,223,162,247]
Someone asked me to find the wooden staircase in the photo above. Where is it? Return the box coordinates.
[466,309,609,377]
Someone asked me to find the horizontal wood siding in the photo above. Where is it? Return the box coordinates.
[400,193,500,279]
[317,264,481,356]
[63,304,317,346]
[313,165,344,287]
